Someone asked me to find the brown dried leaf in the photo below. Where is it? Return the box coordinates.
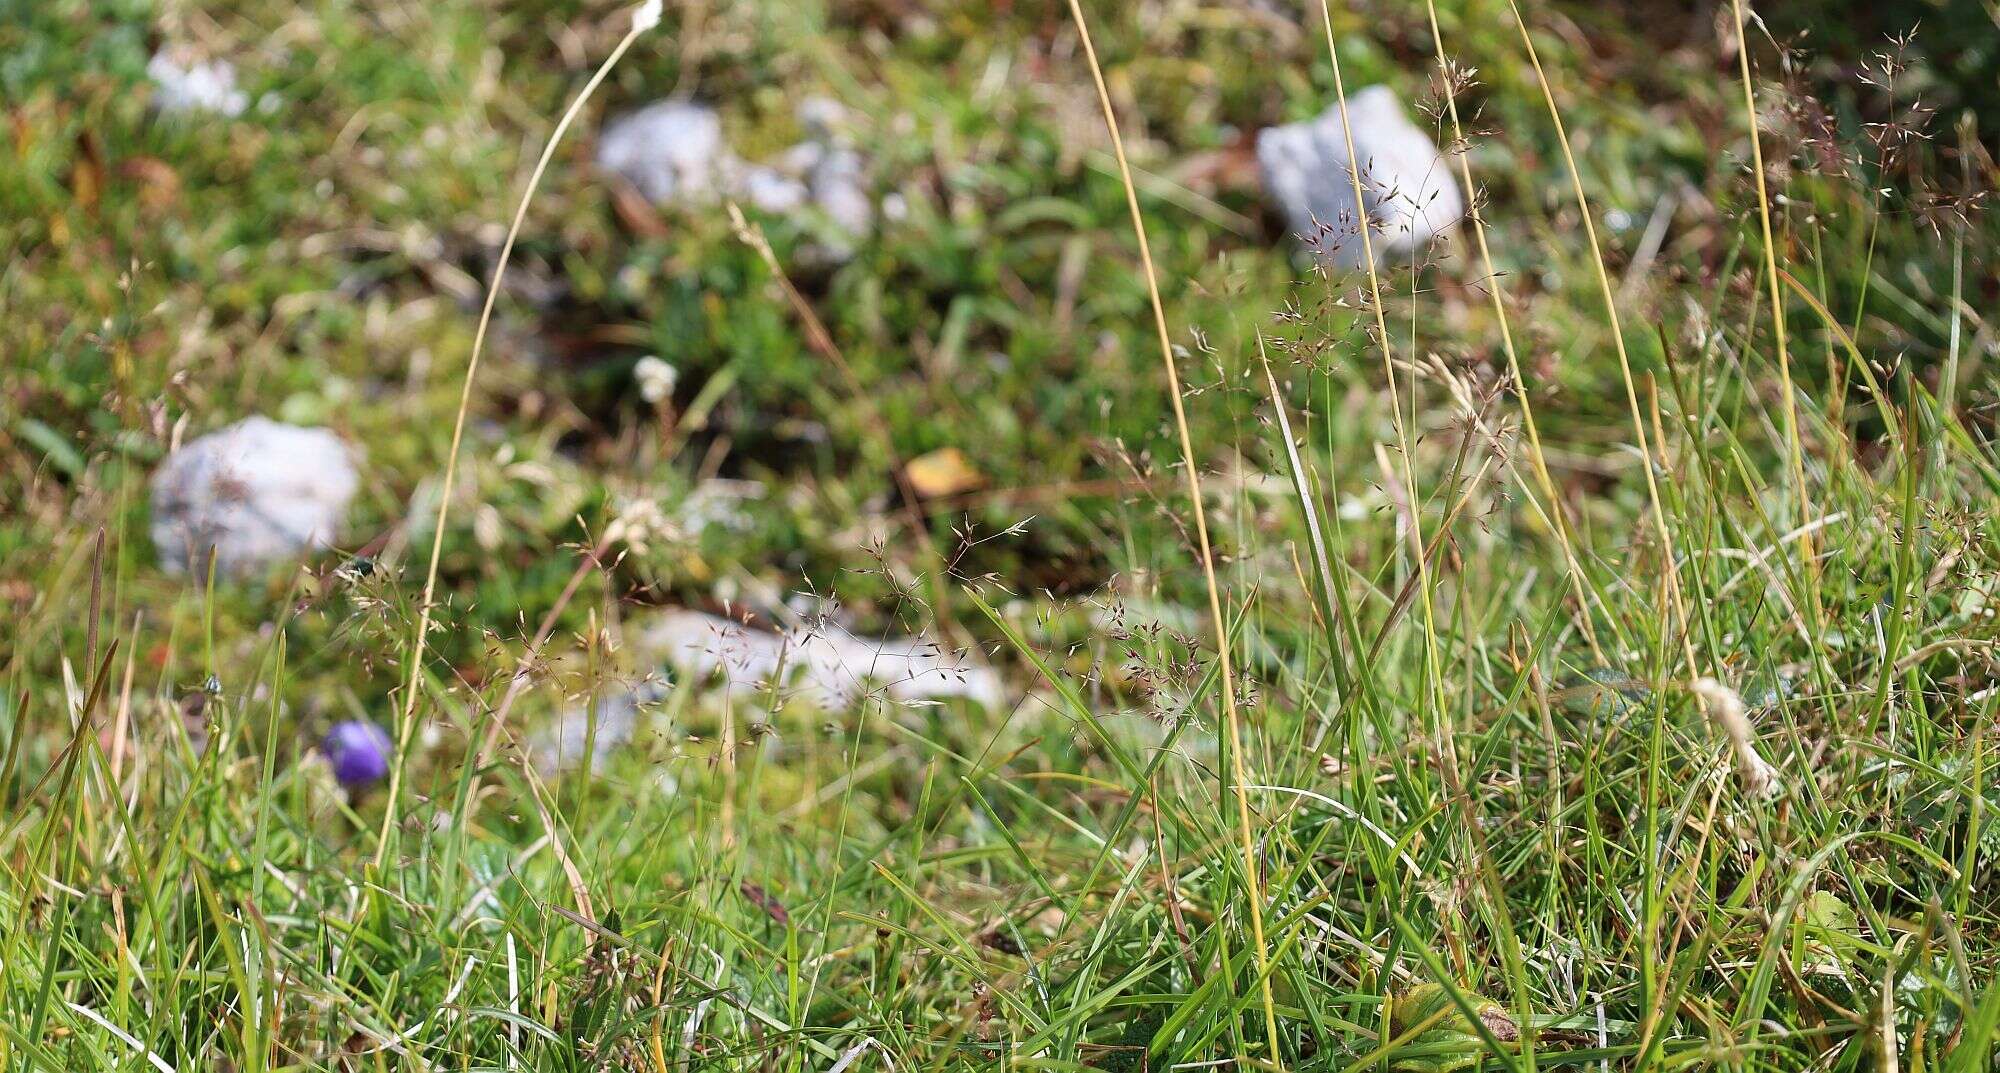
[609,179,671,239]
[70,132,103,214]
[119,156,181,212]
[739,880,789,926]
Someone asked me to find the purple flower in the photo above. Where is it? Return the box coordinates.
[323,721,393,788]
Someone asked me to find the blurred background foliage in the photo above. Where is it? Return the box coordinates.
[2,0,1994,683]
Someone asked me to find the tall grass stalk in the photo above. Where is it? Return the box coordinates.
[1728,0,1814,569]
[1060,0,1283,1064]
[377,2,660,864]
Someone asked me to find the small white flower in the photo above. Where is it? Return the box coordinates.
[634,355,679,404]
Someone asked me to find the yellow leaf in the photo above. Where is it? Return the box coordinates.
[905,446,983,498]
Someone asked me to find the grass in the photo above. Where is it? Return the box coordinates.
[4,0,1999,1069]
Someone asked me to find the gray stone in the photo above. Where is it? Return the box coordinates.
[736,164,810,213]
[595,101,730,205]
[641,609,1003,711]
[533,609,1003,774]
[1257,86,1463,268]
[149,417,358,577]
[598,96,877,257]
[807,145,873,237]
[537,680,664,774]
[764,106,874,240]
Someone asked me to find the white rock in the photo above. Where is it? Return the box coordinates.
[537,681,662,774]
[149,417,359,577]
[807,146,873,237]
[796,96,850,139]
[596,101,731,205]
[641,609,1003,711]
[1256,86,1463,269]
[534,608,1001,774]
[762,105,873,239]
[600,96,876,255]
[148,50,248,118]
[596,97,872,243]
[774,140,829,176]
[736,164,810,214]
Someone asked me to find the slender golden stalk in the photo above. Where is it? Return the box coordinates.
[1730,0,1815,567]
[1506,13,1711,1052]
[1502,0,1693,668]
[1311,1,1459,752]
[1313,2,1402,484]
[1419,0,1604,656]
[1058,2,1282,1064]
[375,3,660,864]
[1311,13,1459,991]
